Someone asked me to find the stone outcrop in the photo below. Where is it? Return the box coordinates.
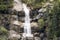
[31,22,38,27]
[8,30,21,40]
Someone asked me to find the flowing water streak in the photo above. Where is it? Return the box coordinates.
[23,4,32,37]
[13,0,33,37]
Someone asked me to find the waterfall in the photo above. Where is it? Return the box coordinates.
[13,0,33,37]
[23,4,33,37]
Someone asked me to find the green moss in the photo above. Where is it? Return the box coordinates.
[0,35,8,40]
[0,26,8,34]
[0,26,8,40]
[0,0,13,10]
[38,19,44,29]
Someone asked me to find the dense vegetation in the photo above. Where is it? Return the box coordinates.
[0,0,13,10]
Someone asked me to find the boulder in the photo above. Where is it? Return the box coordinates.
[8,30,21,40]
[31,22,38,27]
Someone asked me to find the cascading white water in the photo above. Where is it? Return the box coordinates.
[23,4,33,37]
[13,0,33,37]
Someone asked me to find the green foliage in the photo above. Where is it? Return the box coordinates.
[47,0,60,39]
[22,0,47,9]
[0,0,13,10]
[38,19,44,29]
[0,35,8,40]
[0,26,8,34]
[0,26,8,40]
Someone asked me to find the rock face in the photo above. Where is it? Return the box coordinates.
[31,22,38,27]
[13,0,23,11]
[8,30,21,40]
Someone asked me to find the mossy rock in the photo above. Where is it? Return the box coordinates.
[22,0,46,9]
[0,26,8,40]
[38,19,44,29]
[0,35,8,40]
[0,26,8,34]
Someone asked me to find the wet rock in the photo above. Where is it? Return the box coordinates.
[34,37,40,40]
[31,22,38,27]
[34,32,40,37]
